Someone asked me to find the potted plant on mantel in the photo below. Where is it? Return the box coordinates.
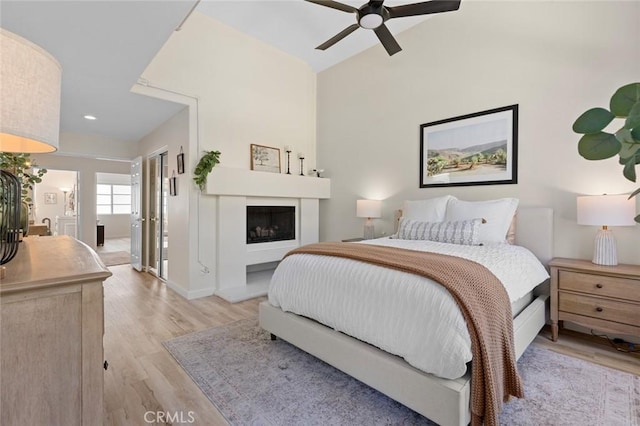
[0,152,48,234]
[573,82,640,223]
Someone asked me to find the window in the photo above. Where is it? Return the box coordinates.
[97,184,131,215]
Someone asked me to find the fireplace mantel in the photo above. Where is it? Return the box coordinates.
[206,167,330,303]
[205,167,330,199]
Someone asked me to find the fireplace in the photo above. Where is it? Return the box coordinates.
[246,206,295,244]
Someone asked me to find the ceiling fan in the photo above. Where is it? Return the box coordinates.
[305,0,461,56]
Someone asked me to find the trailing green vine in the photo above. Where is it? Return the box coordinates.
[193,150,221,191]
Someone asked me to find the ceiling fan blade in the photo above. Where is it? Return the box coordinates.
[305,0,358,13]
[386,0,461,19]
[373,24,402,56]
[316,24,360,50]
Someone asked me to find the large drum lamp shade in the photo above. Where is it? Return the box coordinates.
[0,28,61,153]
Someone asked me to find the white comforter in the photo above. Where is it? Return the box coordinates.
[268,238,550,380]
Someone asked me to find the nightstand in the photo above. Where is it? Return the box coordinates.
[549,258,640,342]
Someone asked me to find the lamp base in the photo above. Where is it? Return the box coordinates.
[363,218,375,240]
[592,228,617,266]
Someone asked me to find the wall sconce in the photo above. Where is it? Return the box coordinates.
[356,199,382,240]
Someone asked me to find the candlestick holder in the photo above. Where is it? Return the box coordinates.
[298,156,305,176]
[285,149,292,174]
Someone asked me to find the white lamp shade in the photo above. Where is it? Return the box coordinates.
[356,199,382,218]
[1,29,61,153]
[577,194,636,227]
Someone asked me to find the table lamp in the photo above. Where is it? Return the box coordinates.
[1,29,62,277]
[356,199,382,240]
[577,194,636,266]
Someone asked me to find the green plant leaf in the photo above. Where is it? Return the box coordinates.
[578,132,621,160]
[619,151,640,165]
[629,187,640,199]
[635,214,639,224]
[572,108,615,134]
[632,126,640,141]
[610,82,640,116]
[625,101,640,129]
[623,155,637,182]
[619,140,640,160]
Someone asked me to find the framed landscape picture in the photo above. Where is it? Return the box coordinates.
[250,144,281,173]
[420,105,518,188]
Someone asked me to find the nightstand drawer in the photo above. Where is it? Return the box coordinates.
[558,270,640,302]
[559,292,640,326]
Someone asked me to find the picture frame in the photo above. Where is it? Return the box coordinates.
[177,146,185,174]
[250,144,281,174]
[44,192,57,204]
[169,173,178,196]
[420,105,518,188]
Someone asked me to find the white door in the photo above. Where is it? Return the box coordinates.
[130,157,142,271]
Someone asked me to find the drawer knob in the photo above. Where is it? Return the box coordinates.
[596,283,603,289]
[596,307,603,312]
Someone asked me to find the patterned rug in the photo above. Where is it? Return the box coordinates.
[98,250,130,267]
[164,319,640,426]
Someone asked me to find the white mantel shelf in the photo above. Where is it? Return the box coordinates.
[205,167,330,199]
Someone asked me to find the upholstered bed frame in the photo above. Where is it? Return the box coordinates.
[259,207,553,426]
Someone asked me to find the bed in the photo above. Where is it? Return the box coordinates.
[259,206,553,426]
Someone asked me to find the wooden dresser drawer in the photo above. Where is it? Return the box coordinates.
[559,292,640,326]
[558,270,640,302]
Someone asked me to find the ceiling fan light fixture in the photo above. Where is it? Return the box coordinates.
[359,13,383,29]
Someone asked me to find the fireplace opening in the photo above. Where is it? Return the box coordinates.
[247,206,295,244]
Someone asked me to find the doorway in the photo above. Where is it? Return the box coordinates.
[32,169,79,238]
[147,152,169,280]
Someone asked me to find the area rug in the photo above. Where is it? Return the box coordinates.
[98,250,130,267]
[163,319,640,426]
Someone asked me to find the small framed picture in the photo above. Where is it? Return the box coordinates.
[44,192,57,204]
[169,175,177,196]
[177,146,185,174]
[250,144,281,173]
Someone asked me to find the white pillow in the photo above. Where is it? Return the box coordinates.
[445,198,519,244]
[403,195,453,222]
[396,217,482,245]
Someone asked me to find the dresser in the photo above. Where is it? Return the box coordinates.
[0,236,111,426]
[549,257,640,341]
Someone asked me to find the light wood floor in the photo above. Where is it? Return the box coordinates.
[96,237,131,254]
[103,265,640,426]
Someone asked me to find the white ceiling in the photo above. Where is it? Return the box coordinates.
[0,1,444,145]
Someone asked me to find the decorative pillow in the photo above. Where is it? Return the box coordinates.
[402,195,453,222]
[395,217,482,245]
[506,213,517,245]
[445,198,519,244]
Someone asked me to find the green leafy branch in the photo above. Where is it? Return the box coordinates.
[0,152,47,203]
[573,82,640,223]
[193,150,221,191]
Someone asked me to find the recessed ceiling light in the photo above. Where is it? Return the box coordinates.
[84,115,97,120]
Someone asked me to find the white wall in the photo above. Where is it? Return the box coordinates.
[141,11,317,171]
[137,107,194,297]
[59,131,137,161]
[137,11,318,297]
[316,1,640,264]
